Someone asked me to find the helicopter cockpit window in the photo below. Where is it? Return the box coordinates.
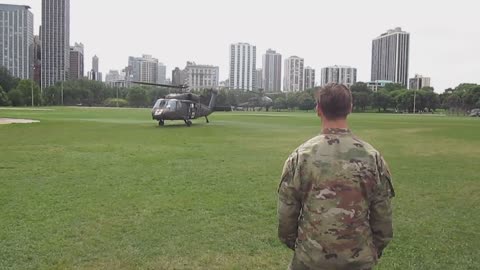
[166,99,177,110]
[154,99,167,108]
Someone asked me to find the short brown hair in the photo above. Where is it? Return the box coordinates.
[315,83,352,120]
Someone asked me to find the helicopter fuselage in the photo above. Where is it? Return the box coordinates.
[151,98,215,126]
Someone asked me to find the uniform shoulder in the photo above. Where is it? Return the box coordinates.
[351,135,381,156]
[296,135,329,153]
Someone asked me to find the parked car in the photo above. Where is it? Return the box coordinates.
[469,109,480,117]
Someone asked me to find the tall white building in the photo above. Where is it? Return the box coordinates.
[0,4,34,80]
[184,61,219,91]
[371,27,410,87]
[304,67,316,89]
[42,0,70,89]
[229,43,256,91]
[262,49,282,92]
[321,65,357,87]
[128,54,159,84]
[284,56,304,92]
[409,74,431,90]
[158,63,166,84]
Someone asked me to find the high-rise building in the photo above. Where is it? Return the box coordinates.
[172,67,187,86]
[87,55,102,81]
[262,49,282,92]
[229,43,256,91]
[284,56,304,92]
[321,65,357,87]
[409,74,431,90]
[158,63,166,84]
[304,67,316,89]
[371,27,410,87]
[0,4,34,80]
[255,69,263,90]
[69,43,84,80]
[128,54,158,84]
[33,35,41,85]
[92,55,99,73]
[183,61,219,91]
[42,0,70,89]
[105,70,127,88]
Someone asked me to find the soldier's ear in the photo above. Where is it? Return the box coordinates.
[316,103,323,118]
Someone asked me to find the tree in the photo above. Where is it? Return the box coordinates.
[350,82,371,93]
[0,67,19,92]
[384,83,404,92]
[421,86,435,92]
[15,80,41,106]
[372,90,393,112]
[286,93,299,111]
[297,93,316,111]
[443,94,463,115]
[225,91,238,107]
[8,89,24,106]
[463,86,480,110]
[454,83,477,93]
[352,92,371,111]
[273,96,287,111]
[0,86,10,106]
[419,90,440,112]
[127,87,148,107]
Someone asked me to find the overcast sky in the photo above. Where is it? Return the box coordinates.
[5,0,480,92]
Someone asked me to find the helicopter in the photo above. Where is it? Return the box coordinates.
[132,81,217,127]
[237,89,274,111]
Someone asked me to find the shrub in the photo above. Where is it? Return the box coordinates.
[104,98,128,107]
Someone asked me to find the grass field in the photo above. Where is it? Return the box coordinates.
[0,107,479,270]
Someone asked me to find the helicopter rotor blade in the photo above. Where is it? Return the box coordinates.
[131,81,189,89]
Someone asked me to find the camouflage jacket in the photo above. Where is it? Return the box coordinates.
[278,128,395,270]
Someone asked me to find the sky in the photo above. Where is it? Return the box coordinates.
[4,0,480,92]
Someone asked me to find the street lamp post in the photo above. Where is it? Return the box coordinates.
[31,80,34,107]
[61,80,64,106]
[413,88,417,114]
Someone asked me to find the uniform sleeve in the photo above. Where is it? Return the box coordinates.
[370,155,395,258]
[277,152,302,250]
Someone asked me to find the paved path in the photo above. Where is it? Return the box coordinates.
[0,118,40,125]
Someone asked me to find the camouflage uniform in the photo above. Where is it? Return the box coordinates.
[278,128,395,270]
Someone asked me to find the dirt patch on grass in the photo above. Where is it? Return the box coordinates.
[0,118,40,125]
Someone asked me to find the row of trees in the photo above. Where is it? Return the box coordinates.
[348,82,441,113]
[1,67,479,113]
[346,82,480,114]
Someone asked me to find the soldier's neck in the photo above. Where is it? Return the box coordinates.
[321,118,349,130]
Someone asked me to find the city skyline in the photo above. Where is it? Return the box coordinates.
[2,0,480,92]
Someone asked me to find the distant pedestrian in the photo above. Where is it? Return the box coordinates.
[277,83,395,270]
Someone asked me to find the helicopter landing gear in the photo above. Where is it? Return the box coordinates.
[205,116,210,123]
[184,119,192,127]
[158,120,165,126]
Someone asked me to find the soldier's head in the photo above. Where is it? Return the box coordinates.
[315,83,353,121]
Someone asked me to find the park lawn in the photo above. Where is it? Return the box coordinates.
[0,107,479,270]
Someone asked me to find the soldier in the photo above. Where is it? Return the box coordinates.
[277,83,395,270]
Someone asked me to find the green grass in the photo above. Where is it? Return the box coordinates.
[0,107,479,270]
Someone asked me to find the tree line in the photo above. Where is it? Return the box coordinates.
[1,67,479,114]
